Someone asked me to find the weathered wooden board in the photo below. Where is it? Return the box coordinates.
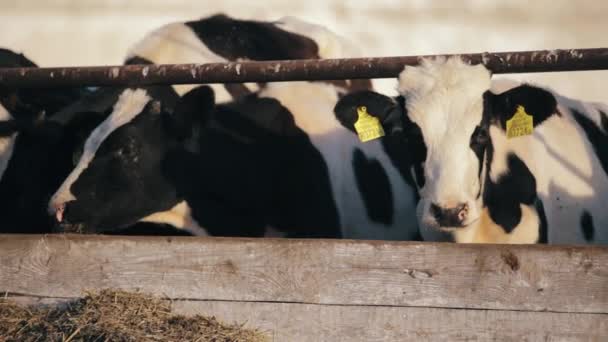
[6,296,608,342]
[0,234,607,314]
[175,301,608,342]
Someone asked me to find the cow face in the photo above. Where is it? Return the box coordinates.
[395,57,492,232]
[48,86,214,232]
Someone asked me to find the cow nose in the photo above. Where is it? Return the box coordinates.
[429,202,468,227]
[49,202,66,223]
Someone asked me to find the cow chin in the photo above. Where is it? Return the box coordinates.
[416,198,481,232]
[58,200,128,234]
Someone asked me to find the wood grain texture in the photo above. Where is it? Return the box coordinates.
[6,296,608,342]
[0,234,607,313]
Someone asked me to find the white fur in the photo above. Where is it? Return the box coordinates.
[140,201,209,236]
[404,57,608,244]
[48,88,151,213]
[0,103,17,181]
[260,82,418,240]
[275,16,362,59]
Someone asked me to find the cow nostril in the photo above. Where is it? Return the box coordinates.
[457,203,468,221]
[430,202,468,227]
[50,202,66,223]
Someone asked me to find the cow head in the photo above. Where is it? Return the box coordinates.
[48,86,215,232]
[395,57,492,232]
[339,57,559,238]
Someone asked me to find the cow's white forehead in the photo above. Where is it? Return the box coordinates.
[397,57,492,138]
[49,88,151,210]
[275,16,361,59]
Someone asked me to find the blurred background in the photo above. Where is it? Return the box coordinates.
[2,0,608,101]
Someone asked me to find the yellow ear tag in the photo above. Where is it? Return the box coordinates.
[506,105,534,139]
[354,106,385,142]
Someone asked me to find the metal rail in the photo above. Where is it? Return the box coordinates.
[1,48,607,88]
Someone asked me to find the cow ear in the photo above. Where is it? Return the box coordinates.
[167,85,215,139]
[489,84,558,129]
[333,90,406,136]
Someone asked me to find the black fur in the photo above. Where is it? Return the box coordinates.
[185,14,320,61]
[572,109,608,177]
[488,84,559,130]
[483,151,538,233]
[185,94,341,238]
[536,199,548,243]
[124,56,154,65]
[352,148,393,225]
[580,211,595,242]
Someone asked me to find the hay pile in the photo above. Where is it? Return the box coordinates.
[0,290,268,342]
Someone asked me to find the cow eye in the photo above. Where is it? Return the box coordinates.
[470,125,489,147]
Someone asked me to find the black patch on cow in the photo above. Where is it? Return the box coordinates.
[334,91,404,135]
[124,56,154,65]
[352,148,394,225]
[105,222,194,236]
[483,149,538,233]
[174,94,341,238]
[0,120,69,233]
[224,83,252,99]
[50,86,127,125]
[0,119,21,136]
[580,211,595,242]
[0,48,87,119]
[0,48,37,68]
[571,109,608,176]
[536,198,548,243]
[489,84,558,130]
[186,14,320,61]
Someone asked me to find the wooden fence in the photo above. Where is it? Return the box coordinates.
[1,234,606,341]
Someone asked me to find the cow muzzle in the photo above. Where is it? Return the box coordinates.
[429,202,469,228]
[49,202,66,223]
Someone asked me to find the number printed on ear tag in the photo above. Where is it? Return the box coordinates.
[506,105,534,139]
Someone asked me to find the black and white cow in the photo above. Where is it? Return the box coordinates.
[47,16,420,240]
[341,56,608,244]
[0,48,89,233]
[0,48,183,235]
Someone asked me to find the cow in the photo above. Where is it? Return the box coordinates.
[40,14,340,235]
[0,48,90,233]
[338,56,608,244]
[0,48,184,235]
[47,16,420,240]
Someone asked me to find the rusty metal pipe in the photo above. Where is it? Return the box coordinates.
[0,48,607,88]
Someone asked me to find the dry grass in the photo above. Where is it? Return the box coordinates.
[0,289,268,342]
